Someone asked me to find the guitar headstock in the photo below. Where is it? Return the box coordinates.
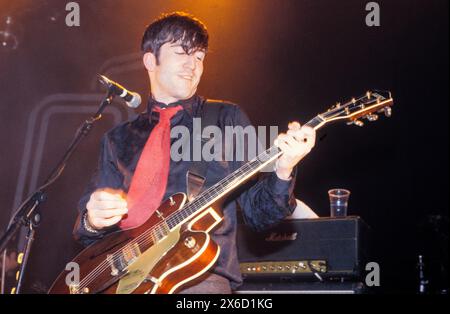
[320,90,393,127]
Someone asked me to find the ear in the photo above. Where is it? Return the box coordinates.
[143,52,157,72]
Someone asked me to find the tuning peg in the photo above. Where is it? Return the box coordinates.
[366,114,378,122]
[328,102,341,111]
[354,120,364,127]
[384,107,392,117]
[347,120,364,127]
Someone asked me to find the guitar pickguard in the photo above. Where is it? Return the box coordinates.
[115,225,182,294]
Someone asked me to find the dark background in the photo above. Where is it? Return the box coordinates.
[0,0,448,294]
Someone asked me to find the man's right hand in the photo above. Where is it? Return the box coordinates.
[86,188,128,230]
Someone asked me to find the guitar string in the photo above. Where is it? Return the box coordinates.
[75,111,335,291]
[76,172,253,291]
[76,114,329,291]
[78,97,384,290]
[76,114,330,291]
[76,156,271,290]
[76,160,260,289]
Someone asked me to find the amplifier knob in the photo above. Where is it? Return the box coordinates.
[184,236,196,249]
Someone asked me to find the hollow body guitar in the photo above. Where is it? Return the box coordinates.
[49,193,223,294]
[48,90,393,294]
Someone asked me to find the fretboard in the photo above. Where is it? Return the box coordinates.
[166,115,325,228]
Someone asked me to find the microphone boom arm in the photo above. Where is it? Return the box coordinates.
[0,89,116,294]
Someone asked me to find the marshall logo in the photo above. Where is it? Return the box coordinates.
[265,232,298,242]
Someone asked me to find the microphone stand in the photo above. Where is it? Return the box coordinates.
[0,89,116,294]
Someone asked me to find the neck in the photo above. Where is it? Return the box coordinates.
[151,93,179,106]
[150,92,197,108]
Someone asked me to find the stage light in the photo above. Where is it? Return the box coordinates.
[0,16,19,51]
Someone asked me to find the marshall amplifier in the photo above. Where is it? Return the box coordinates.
[236,216,370,281]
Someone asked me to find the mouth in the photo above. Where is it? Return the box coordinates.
[178,74,193,81]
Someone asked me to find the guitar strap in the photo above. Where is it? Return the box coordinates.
[186,99,225,202]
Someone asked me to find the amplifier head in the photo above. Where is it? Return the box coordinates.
[236,216,371,281]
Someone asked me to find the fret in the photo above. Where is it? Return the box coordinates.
[166,115,325,230]
[149,229,157,244]
[305,116,323,129]
[168,216,178,229]
[153,227,160,240]
[175,207,189,222]
[161,221,170,235]
[156,225,165,239]
[162,112,356,243]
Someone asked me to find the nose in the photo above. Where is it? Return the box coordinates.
[184,55,196,70]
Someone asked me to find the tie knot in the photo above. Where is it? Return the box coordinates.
[153,105,183,121]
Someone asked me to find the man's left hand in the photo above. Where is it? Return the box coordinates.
[274,121,316,180]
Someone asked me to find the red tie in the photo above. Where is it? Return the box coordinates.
[120,105,182,229]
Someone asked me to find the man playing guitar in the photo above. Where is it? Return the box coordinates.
[73,11,316,294]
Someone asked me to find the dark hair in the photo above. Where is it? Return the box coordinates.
[141,12,209,63]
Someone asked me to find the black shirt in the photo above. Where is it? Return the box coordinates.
[73,94,297,290]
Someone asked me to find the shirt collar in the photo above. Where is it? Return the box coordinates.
[147,94,200,120]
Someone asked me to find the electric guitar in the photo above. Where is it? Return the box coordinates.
[48,90,393,294]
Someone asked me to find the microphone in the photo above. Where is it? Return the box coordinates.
[98,75,142,108]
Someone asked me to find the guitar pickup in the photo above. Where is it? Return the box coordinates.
[107,243,141,276]
[122,242,142,265]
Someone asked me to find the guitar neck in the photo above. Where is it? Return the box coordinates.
[146,90,393,247]
[167,115,326,226]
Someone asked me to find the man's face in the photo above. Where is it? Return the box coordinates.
[146,41,205,103]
